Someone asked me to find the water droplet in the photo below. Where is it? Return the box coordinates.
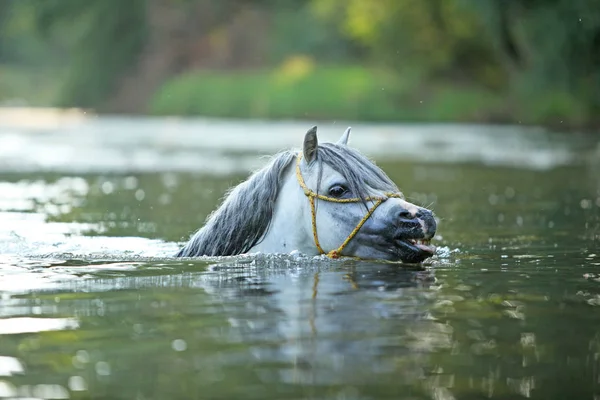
[95,361,111,376]
[516,216,523,226]
[587,295,600,306]
[172,339,187,352]
[505,187,515,198]
[158,193,171,205]
[32,384,69,399]
[0,380,18,397]
[133,323,143,334]
[123,176,138,190]
[135,189,145,201]
[101,181,114,195]
[68,376,87,391]
[520,332,536,348]
[75,350,89,364]
[0,356,24,376]
[580,199,592,209]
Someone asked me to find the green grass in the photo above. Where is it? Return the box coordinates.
[149,66,410,121]
[150,65,592,127]
[0,65,60,106]
[3,62,592,129]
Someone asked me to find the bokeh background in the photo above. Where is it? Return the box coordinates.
[1,0,599,129]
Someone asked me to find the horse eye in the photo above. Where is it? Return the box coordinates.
[328,185,348,198]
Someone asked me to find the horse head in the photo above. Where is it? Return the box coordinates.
[176,126,437,263]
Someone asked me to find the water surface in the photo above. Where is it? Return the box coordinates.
[1,113,599,399]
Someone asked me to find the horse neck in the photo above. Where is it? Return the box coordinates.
[250,161,316,255]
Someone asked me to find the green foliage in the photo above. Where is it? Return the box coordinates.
[30,0,148,108]
[0,65,60,105]
[150,65,594,127]
[268,3,358,64]
[465,0,600,106]
[0,1,54,65]
[150,66,405,121]
[1,0,599,127]
[311,0,600,121]
[150,65,510,123]
[311,0,497,77]
[515,90,590,126]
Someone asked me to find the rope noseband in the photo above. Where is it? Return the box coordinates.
[295,153,402,259]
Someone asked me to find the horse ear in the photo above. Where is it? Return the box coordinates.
[303,126,318,163]
[337,127,351,146]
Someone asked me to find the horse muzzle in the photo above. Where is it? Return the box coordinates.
[392,206,437,263]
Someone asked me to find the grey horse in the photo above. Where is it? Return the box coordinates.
[176,126,437,263]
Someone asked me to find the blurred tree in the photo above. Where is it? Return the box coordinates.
[30,0,147,109]
[466,0,600,110]
[3,0,598,124]
[0,0,54,65]
[311,0,500,84]
[268,2,361,64]
[312,0,600,115]
[23,0,323,111]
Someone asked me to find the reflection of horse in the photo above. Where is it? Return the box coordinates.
[176,126,437,263]
[189,258,448,387]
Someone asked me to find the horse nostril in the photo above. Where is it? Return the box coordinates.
[416,209,437,235]
[397,208,415,221]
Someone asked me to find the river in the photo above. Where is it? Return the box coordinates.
[1,111,599,399]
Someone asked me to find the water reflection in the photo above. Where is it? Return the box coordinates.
[0,243,599,399]
[0,257,453,398]
[0,119,599,399]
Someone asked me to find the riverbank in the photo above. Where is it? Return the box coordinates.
[149,65,596,131]
[2,64,596,131]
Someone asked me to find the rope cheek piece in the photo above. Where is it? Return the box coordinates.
[295,153,403,259]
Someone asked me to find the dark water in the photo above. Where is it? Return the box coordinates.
[1,115,600,399]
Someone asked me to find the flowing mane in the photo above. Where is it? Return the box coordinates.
[176,141,401,257]
[176,150,297,257]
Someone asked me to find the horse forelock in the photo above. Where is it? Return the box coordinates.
[316,143,400,204]
[176,150,296,257]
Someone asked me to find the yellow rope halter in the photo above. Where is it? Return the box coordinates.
[295,153,403,259]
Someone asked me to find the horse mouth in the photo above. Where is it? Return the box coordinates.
[394,237,436,263]
[406,238,435,254]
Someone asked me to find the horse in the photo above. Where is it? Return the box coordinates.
[175,126,437,263]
